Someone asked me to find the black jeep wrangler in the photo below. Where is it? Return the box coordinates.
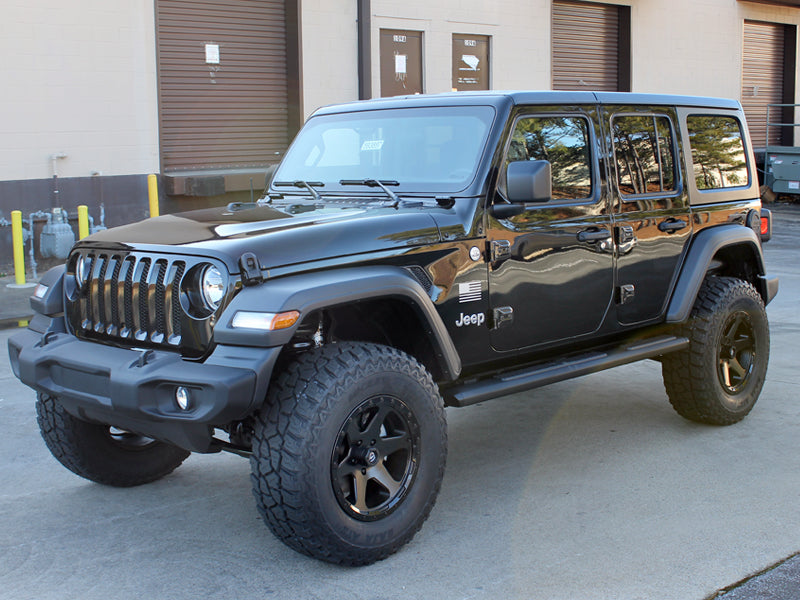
[9,91,778,565]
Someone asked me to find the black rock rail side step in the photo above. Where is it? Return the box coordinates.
[444,335,689,407]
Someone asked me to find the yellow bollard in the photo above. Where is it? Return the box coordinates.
[148,174,160,218]
[77,205,89,239]
[11,210,26,285]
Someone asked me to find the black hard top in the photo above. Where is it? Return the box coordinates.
[312,90,741,116]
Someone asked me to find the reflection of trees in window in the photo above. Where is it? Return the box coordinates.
[687,116,748,190]
[506,117,592,199]
[613,116,676,195]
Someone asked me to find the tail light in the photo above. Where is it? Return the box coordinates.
[760,209,773,242]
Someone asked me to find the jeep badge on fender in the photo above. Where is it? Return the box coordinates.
[455,312,485,327]
[8,91,777,566]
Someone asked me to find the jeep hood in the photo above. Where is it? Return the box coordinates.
[82,202,443,271]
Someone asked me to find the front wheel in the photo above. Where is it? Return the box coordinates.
[36,393,190,486]
[662,276,770,425]
[250,342,447,565]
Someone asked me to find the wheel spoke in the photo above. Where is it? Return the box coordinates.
[732,334,753,354]
[363,404,392,440]
[369,462,402,497]
[351,471,369,512]
[344,415,364,441]
[722,314,744,344]
[720,359,732,388]
[728,357,747,380]
[376,433,410,458]
[336,456,359,478]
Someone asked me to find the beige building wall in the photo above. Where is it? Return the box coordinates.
[369,0,552,95]
[632,0,800,98]
[301,0,800,120]
[301,1,360,118]
[0,0,159,182]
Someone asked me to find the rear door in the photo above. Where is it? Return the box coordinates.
[601,105,692,325]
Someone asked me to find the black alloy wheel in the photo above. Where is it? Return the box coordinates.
[717,310,756,395]
[331,395,420,521]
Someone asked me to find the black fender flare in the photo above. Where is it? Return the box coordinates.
[213,266,462,381]
[666,224,775,323]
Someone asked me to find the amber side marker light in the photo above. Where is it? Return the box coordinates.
[231,310,301,331]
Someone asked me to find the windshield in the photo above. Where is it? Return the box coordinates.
[273,105,496,194]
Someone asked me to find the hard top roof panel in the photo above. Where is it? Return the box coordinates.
[311,90,741,116]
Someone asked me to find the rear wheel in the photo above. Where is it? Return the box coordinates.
[36,393,190,486]
[662,277,769,425]
[250,342,447,565]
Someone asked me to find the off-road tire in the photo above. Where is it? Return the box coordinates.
[250,342,447,566]
[662,276,769,425]
[36,393,190,486]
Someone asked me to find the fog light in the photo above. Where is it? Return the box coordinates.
[175,386,191,410]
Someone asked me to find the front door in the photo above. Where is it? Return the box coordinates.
[488,107,614,352]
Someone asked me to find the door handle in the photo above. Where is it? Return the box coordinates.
[577,228,611,243]
[658,219,687,233]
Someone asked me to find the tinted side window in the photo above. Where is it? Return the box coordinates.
[687,116,749,190]
[613,115,676,196]
[505,116,592,200]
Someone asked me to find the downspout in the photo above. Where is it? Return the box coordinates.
[357,0,371,100]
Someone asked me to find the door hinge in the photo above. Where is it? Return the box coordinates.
[490,240,512,262]
[617,284,635,305]
[493,306,514,329]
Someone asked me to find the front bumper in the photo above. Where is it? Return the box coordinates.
[8,323,280,453]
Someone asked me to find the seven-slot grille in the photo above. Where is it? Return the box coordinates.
[66,250,218,356]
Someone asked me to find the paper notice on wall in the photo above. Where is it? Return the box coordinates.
[205,43,220,64]
[395,54,407,75]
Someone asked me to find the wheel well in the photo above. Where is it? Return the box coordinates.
[709,243,763,289]
[287,299,445,381]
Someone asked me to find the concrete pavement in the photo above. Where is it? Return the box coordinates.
[0,206,799,600]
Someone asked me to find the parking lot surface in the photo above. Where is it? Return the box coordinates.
[1,206,799,600]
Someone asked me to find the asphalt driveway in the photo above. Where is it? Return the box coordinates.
[1,206,799,600]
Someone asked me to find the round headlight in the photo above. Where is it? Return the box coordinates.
[201,264,226,310]
[75,254,88,289]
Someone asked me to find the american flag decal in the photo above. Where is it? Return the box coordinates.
[458,281,482,303]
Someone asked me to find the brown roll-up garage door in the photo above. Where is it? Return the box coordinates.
[742,20,792,149]
[156,0,290,172]
[552,0,629,92]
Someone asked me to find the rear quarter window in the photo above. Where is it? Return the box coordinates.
[686,115,749,190]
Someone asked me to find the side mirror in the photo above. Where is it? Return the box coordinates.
[506,160,552,203]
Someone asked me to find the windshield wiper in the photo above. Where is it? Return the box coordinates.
[340,179,400,205]
[273,180,324,200]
